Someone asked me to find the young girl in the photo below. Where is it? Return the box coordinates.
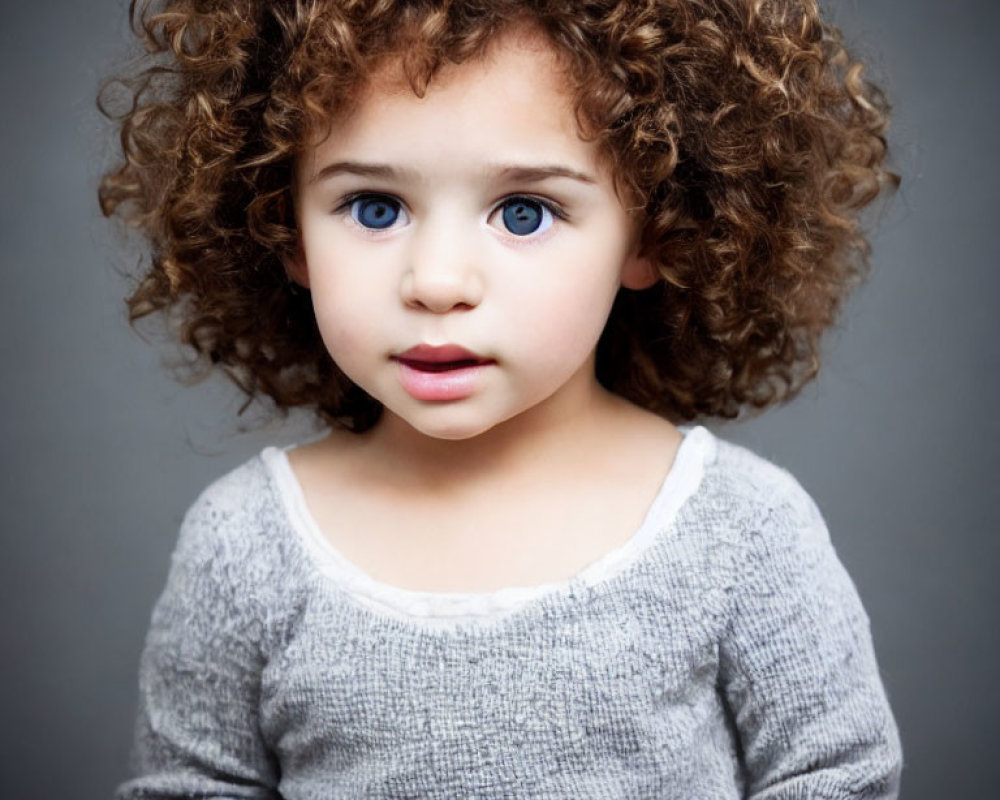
[102,0,902,797]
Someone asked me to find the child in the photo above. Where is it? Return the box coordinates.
[102,0,902,797]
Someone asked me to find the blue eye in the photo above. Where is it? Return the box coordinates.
[499,198,555,236]
[349,195,404,230]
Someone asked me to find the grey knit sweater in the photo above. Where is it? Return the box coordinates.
[117,426,902,799]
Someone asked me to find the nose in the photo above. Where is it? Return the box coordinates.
[400,215,484,313]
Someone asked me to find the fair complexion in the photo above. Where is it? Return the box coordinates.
[286,27,681,591]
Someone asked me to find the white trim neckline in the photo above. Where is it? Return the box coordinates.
[261,425,715,622]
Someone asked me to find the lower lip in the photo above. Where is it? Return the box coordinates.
[395,360,491,402]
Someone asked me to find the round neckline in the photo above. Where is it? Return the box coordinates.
[261,425,714,623]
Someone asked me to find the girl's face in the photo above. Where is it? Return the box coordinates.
[291,29,654,442]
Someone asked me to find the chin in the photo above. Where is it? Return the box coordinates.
[390,404,517,443]
[406,418,498,442]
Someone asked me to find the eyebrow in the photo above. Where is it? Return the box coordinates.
[308,160,597,186]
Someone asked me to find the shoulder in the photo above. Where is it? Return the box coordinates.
[146,452,303,672]
[153,447,317,650]
[686,429,869,620]
[679,428,841,590]
[688,426,826,536]
[180,452,276,536]
[171,449,294,583]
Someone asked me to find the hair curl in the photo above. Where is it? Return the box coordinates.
[99,0,895,430]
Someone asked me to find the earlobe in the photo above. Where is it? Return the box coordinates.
[282,241,310,289]
[620,254,660,290]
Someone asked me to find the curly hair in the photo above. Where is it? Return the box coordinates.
[99,0,895,431]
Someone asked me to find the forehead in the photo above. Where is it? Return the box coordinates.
[367,23,570,101]
[301,28,599,179]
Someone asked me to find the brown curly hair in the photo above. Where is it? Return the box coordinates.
[99,0,895,431]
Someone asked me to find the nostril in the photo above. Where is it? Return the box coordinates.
[404,293,479,314]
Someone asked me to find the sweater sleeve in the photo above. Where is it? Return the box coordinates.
[116,487,281,800]
[718,478,903,800]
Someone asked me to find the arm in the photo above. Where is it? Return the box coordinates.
[116,494,280,799]
[718,484,903,799]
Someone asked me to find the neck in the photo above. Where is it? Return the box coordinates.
[363,384,626,491]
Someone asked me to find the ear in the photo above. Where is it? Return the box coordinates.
[620,251,660,290]
[282,239,310,289]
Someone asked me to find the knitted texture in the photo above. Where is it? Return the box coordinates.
[117,428,902,799]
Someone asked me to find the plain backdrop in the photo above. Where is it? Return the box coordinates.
[1,0,996,797]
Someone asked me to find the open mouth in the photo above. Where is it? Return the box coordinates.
[396,358,486,373]
[393,344,494,374]
[393,348,494,401]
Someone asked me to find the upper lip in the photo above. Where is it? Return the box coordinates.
[394,344,492,365]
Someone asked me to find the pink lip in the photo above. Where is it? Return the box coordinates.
[393,344,495,401]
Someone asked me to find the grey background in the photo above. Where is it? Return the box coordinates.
[1,0,995,797]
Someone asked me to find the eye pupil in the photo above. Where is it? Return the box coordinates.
[502,200,543,235]
[355,197,399,229]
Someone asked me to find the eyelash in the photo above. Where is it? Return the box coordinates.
[333,192,569,240]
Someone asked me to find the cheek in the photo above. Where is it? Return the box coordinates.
[501,264,620,366]
[305,264,385,361]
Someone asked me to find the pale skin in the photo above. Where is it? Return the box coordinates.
[285,26,682,593]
